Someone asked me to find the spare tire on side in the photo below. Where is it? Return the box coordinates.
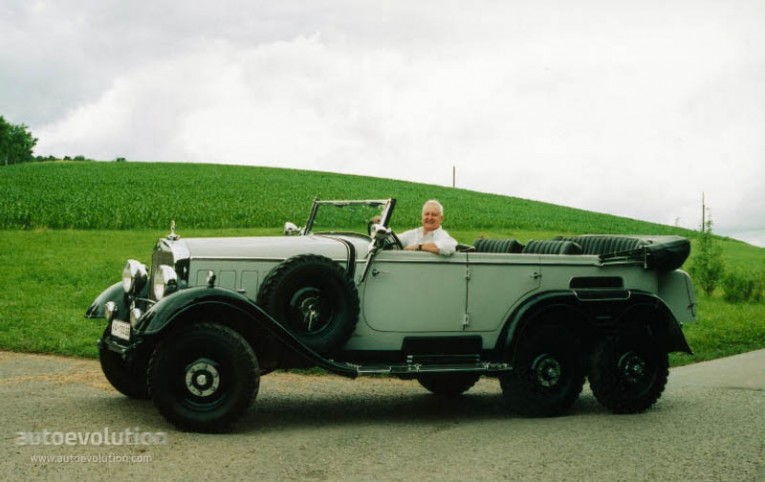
[256,254,360,355]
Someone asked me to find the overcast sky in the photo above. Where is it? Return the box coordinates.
[2,0,764,246]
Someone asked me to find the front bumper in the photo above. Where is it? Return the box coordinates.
[98,318,149,357]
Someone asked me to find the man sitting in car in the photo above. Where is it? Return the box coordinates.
[399,200,458,256]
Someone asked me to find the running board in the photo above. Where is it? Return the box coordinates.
[345,361,512,376]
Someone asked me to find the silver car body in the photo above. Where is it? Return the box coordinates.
[87,198,696,430]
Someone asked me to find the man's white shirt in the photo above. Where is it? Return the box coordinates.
[398,226,458,256]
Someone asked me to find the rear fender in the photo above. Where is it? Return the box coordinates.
[498,291,590,360]
[499,290,693,360]
[614,299,693,354]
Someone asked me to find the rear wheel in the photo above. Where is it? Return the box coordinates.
[148,323,259,432]
[500,325,585,417]
[417,373,480,396]
[589,334,668,414]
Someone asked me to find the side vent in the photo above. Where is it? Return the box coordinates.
[570,276,624,289]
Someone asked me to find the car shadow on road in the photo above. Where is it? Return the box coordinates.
[73,381,609,434]
[234,389,606,434]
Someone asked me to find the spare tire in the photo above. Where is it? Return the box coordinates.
[256,254,360,355]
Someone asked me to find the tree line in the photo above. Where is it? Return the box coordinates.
[0,116,38,166]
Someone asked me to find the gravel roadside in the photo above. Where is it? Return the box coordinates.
[1,350,763,481]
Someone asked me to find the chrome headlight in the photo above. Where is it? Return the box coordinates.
[122,260,148,294]
[153,264,178,300]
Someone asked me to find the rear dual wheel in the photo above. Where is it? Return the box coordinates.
[500,325,585,417]
[589,335,668,414]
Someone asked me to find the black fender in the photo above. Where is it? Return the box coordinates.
[610,296,693,354]
[498,290,693,360]
[85,282,126,320]
[136,286,358,378]
[497,291,585,354]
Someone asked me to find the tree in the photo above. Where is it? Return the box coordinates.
[0,116,38,166]
[690,219,726,297]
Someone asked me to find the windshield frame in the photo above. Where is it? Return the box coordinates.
[302,198,396,236]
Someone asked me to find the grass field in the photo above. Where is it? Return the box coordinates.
[1,161,763,366]
[1,160,691,234]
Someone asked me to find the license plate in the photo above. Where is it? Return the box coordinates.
[110,320,131,341]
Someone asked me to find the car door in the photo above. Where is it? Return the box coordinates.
[360,251,468,332]
[463,252,541,332]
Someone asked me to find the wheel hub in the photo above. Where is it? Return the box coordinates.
[299,296,322,331]
[531,354,562,388]
[290,287,330,333]
[618,351,647,384]
[184,360,221,397]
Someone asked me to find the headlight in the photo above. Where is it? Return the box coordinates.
[153,264,178,300]
[122,260,148,294]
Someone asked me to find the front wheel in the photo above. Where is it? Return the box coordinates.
[500,325,585,417]
[148,323,259,432]
[99,344,149,400]
[589,335,668,414]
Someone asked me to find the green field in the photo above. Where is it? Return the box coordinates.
[1,160,692,234]
[1,161,764,365]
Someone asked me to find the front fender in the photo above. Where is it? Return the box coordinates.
[85,282,126,320]
[136,286,358,378]
[137,286,258,335]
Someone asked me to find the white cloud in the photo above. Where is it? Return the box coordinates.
[5,0,764,245]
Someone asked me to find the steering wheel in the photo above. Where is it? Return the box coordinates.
[383,231,403,250]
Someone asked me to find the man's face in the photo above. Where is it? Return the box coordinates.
[421,203,443,233]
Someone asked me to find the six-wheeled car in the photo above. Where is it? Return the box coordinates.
[86,198,695,432]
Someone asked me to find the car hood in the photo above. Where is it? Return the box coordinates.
[172,234,371,262]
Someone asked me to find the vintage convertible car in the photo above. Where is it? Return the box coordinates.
[86,198,695,432]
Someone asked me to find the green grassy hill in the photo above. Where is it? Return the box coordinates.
[1,160,690,235]
[1,160,763,363]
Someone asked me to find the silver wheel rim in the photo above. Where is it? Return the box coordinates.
[618,351,647,384]
[531,354,562,388]
[184,360,221,398]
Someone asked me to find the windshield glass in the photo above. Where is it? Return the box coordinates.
[305,200,391,236]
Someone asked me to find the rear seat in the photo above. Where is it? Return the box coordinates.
[472,235,647,256]
[555,235,648,255]
[472,238,524,253]
[522,239,583,255]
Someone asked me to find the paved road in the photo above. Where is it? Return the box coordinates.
[1,350,763,481]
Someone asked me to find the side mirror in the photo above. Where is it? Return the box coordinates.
[283,222,301,236]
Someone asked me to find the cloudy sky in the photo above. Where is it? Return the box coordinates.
[2,1,764,246]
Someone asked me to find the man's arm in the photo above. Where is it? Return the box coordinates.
[433,228,457,256]
[402,228,457,256]
[404,241,440,253]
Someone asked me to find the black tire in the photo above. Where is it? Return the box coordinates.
[417,373,480,396]
[257,254,360,355]
[148,323,259,432]
[500,325,585,417]
[99,344,150,400]
[589,335,669,414]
